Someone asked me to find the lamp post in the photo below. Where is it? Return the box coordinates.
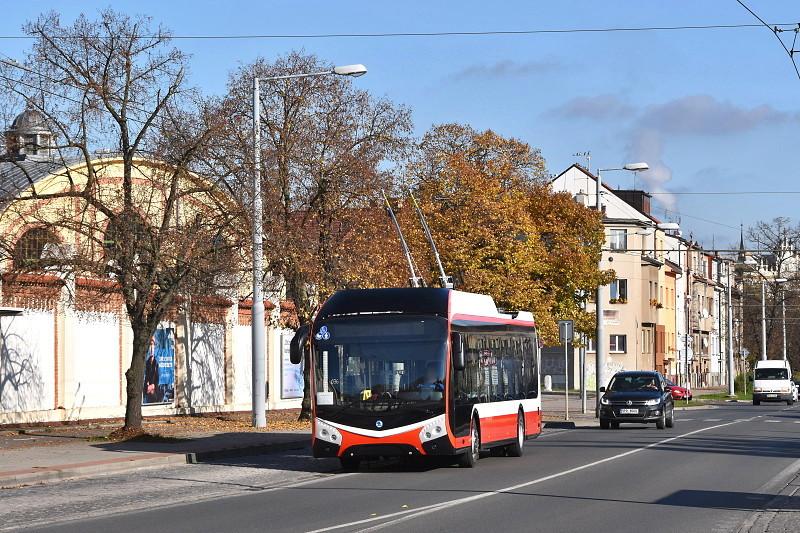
[760,277,787,364]
[594,162,648,416]
[727,261,735,397]
[251,64,367,428]
[782,290,787,361]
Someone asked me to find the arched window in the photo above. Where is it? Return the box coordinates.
[14,227,60,269]
[103,211,153,264]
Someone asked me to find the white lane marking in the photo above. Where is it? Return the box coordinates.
[703,419,722,422]
[308,420,743,533]
[680,418,694,421]
[765,420,782,423]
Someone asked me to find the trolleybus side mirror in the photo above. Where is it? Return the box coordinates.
[290,324,310,365]
[451,332,465,371]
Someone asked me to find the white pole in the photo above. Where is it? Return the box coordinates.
[564,335,570,421]
[782,289,787,361]
[595,169,606,416]
[761,280,767,361]
[727,263,735,396]
[252,77,267,428]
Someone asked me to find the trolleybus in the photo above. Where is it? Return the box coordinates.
[290,287,541,470]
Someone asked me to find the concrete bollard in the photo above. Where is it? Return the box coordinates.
[544,375,552,392]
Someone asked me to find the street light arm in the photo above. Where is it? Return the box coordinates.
[256,70,334,82]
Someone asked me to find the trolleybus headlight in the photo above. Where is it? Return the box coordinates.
[315,419,342,445]
[419,415,446,443]
[600,397,611,405]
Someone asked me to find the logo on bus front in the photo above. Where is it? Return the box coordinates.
[315,325,331,341]
[375,420,384,429]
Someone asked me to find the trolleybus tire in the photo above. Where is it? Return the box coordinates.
[459,419,481,468]
[506,410,525,457]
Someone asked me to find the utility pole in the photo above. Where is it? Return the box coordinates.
[761,280,767,361]
[782,289,787,361]
[595,170,606,417]
[727,262,735,396]
[251,77,267,428]
[685,244,692,390]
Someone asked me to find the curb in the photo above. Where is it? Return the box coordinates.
[185,439,308,464]
[0,438,309,489]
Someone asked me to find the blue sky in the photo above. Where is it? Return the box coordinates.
[2,1,799,248]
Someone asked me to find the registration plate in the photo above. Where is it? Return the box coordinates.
[620,408,638,415]
[767,394,778,398]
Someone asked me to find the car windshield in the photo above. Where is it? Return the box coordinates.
[608,375,661,392]
[755,368,788,380]
[313,316,448,413]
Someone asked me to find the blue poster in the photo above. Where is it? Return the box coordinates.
[143,326,175,405]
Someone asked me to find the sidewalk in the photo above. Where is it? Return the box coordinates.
[0,413,311,488]
[739,468,800,532]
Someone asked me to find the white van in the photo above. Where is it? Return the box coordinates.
[753,360,794,406]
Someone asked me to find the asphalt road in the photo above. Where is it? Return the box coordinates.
[6,403,799,533]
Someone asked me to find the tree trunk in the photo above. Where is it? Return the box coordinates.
[123,326,151,430]
[298,350,312,421]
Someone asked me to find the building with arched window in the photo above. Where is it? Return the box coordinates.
[0,105,301,424]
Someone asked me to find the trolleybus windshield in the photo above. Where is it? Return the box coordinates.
[313,316,448,415]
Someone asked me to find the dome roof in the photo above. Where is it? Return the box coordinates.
[9,103,50,134]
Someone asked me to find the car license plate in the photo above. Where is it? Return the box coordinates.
[767,394,778,398]
[620,408,638,415]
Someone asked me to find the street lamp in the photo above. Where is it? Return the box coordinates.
[251,63,367,428]
[594,161,649,416]
[761,277,788,362]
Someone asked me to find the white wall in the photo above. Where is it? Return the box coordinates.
[69,311,120,410]
[188,322,225,407]
[0,311,55,413]
[232,324,252,406]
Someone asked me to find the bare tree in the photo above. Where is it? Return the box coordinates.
[741,217,800,368]
[0,10,245,432]
[216,52,413,419]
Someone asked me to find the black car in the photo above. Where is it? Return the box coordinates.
[598,371,675,430]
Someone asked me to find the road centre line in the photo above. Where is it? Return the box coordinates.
[308,419,749,533]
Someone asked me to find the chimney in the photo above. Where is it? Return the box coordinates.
[613,189,652,216]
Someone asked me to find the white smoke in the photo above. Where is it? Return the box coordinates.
[626,128,677,211]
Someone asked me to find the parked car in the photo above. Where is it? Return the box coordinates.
[753,360,794,406]
[665,379,692,401]
[599,371,675,430]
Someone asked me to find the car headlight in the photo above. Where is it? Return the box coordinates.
[753,387,762,393]
[644,398,660,406]
[419,415,446,443]
[600,397,611,405]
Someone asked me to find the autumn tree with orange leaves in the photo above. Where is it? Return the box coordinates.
[402,124,611,344]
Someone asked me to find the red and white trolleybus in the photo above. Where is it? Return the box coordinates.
[290,287,542,470]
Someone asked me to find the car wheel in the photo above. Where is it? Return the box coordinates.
[459,419,480,468]
[787,399,794,406]
[600,418,610,430]
[340,456,361,472]
[506,411,525,457]
[753,399,760,406]
[610,421,620,429]
[656,410,666,430]
[666,406,675,428]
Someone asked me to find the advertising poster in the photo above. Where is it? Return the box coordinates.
[281,331,304,399]
[143,325,175,405]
